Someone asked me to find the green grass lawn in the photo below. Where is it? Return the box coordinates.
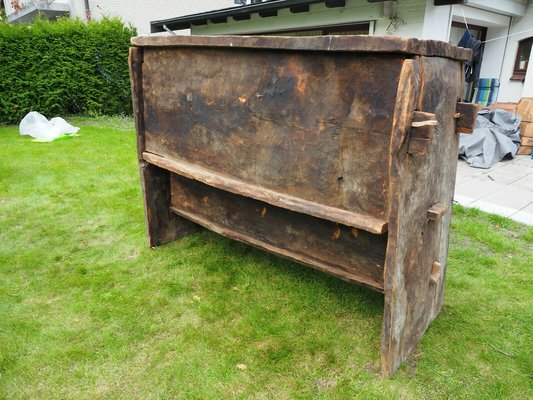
[0,116,532,399]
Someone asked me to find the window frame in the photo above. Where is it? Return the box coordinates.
[511,37,533,82]
[248,22,371,37]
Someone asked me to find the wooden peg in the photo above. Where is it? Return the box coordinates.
[430,261,442,284]
[455,102,479,134]
[427,203,448,221]
[408,111,437,155]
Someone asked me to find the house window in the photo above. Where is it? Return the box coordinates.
[511,37,533,81]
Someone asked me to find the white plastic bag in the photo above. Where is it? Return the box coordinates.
[19,111,79,141]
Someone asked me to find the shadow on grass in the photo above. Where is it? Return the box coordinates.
[168,230,384,316]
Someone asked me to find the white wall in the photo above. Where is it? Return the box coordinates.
[373,0,426,37]
[497,0,533,102]
[421,0,452,41]
[523,56,533,98]
[447,2,533,103]
[192,0,382,35]
[478,26,510,80]
[449,5,513,85]
[451,4,511,29]
[69,0,235,34]
[465,0,526,17]
[68,0,86,20]
[191,0,428,37]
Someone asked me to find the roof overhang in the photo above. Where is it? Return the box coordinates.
[150,0,349,33]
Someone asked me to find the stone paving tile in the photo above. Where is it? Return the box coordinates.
[497,163,533,176]
[454,156,533,225]
[454,180,506,202]
[455,175,473,185]
[456,162,487,177]
[475,168,528,185]
[513,175,533,192]
[473,186,533,210]
[511,203,533,225]
[514,156,533,168]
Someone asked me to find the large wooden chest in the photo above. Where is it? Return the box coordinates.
[129,35,476,375]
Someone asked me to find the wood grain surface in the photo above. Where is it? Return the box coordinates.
[130,35,473,375]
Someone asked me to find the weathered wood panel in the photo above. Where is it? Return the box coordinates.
[131,35,472,62]
[381,56,463,376]
[129,47,145,162]
[129,47,200,246]
[142,48,405,220]
[130,35,474,376]
[170,173,387,291]
[143,152,387,234]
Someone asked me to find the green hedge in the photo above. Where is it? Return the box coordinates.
[0,17,136,123]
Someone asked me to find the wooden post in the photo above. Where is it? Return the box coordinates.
[129,47,200,247]
[381,56,463,375]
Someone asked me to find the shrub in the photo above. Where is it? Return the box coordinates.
[0,17,136,123]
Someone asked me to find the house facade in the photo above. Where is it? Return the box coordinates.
[152,0,533,104]
[1,0,235,34]
[3,0,532,103]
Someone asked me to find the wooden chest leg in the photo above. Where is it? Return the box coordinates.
[140,162,200,247]
[381,56,462,375]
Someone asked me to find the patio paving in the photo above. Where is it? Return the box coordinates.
[454,155,533,225]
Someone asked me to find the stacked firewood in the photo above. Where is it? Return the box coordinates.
[516,98,533,156]
[486,98,533,156]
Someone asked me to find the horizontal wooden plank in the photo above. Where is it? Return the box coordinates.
[170,173,386,291]
[144,152,388,234]
[141,47,399,218]
[171,205,384,291]
[520,122,533,137]
[170,178,386,292]
[516,98,533,121]
[172,205,385,291]
[131,35,472,62]
[517,146,533,155]
[520,136,533,146]
[486,102,516,113]
[520,114,533,123]
[411,111,438,129]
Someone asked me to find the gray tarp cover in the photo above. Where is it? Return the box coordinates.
[459,109,521,169]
